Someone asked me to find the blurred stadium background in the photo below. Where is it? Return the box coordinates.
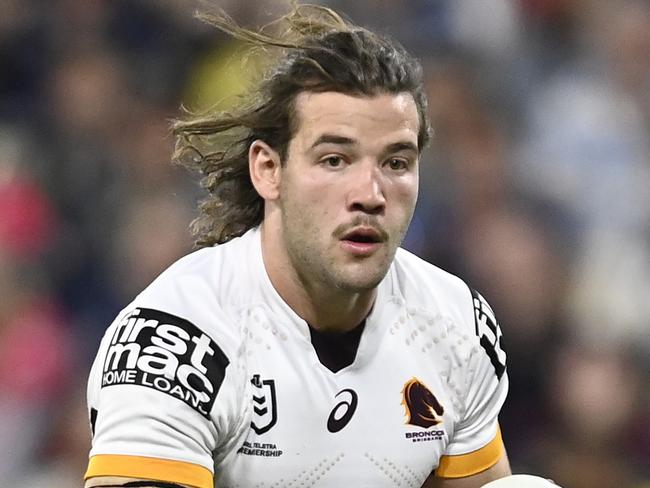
[0,0,648,486]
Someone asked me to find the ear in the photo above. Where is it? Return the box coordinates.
[249,139,282,201]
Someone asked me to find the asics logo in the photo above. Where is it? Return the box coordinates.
[327,388,358,433]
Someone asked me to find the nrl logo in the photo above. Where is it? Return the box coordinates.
[250,374,277,435]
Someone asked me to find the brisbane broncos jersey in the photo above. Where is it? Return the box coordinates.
[85,226,508,488]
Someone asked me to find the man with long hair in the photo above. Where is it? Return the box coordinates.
[83,5,518,487]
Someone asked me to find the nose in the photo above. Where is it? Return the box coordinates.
[346,162,386,215]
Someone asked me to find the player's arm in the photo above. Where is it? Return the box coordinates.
[422,450,511,488]
[424,288,510,488]
[85,475,192,487]
[84,304,237,488]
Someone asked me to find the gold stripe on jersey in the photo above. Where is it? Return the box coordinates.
[436,426,504,478]
[85,454,213,488]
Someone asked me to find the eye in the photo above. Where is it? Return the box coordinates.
[386,158,409,171]
[321,155,344,168]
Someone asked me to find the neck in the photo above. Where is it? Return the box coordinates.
[260,223,376,333]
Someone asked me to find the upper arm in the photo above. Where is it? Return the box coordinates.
[432,287,510,482]
[424,450,512,488]
[85,303,241,488]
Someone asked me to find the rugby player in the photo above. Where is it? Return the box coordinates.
[81,5,547,488]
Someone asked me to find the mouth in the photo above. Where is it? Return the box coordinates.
[339,227,385,256]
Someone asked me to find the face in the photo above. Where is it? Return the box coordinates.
[277,91,420,292]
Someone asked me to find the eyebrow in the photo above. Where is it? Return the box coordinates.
[310,134,419,153]
[384,141,419,154]
[310,134,356,149]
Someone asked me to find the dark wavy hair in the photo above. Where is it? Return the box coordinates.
[173,4,430,247]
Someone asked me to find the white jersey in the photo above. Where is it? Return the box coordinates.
[85,226,508,488]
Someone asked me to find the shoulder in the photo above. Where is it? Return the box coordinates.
[121,229,259,356]
[88,233,258,427]
[391,247,473,319]
[390,248,507,380]
[141,228,258,312]
[141,230,253,305]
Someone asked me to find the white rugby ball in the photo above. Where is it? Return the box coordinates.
[481,474,559,487]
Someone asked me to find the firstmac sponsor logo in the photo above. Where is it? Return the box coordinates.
[102,308,229,418]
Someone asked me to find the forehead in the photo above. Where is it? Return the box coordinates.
[291,91,420,148]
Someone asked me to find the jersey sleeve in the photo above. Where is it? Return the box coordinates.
[437,288,509,479]
[85,296,246,488]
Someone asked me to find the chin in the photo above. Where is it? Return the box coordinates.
[334,267,388,292]
[324,247,395,291]
[341,278,382,292]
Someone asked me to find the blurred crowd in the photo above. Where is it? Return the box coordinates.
[0,1,648,487]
